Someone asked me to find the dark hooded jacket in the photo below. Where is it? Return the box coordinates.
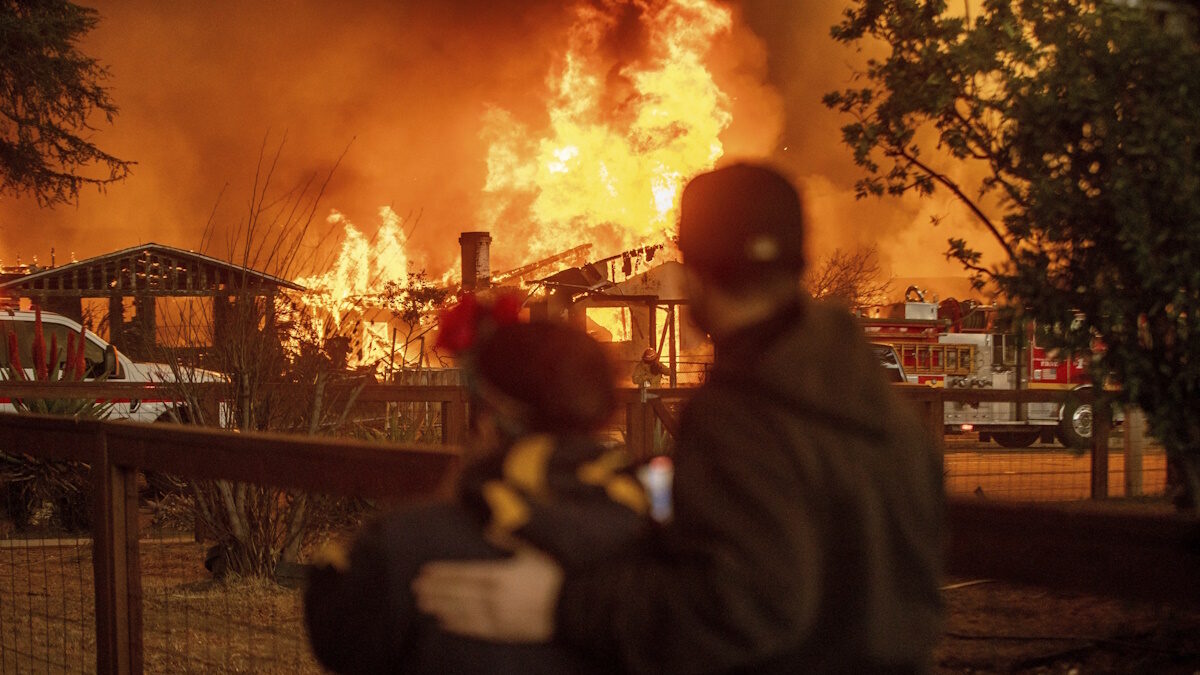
[304,434,648,675]
[556,297,945,674]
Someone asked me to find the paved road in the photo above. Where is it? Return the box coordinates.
[943,434,1168,501]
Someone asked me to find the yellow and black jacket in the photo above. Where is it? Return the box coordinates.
[304,434,648,675]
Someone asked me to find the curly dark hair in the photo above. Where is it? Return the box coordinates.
[472,321,617,434]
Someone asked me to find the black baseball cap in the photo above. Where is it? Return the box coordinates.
[677,163,806,283]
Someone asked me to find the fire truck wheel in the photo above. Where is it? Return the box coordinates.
[1056,394,1092,450]
[992,430,1041,448]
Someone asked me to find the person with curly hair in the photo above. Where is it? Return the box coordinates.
[305,298,648,674]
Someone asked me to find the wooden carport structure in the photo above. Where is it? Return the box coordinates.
[0,243,304,362]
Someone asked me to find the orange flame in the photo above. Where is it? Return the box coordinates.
[481,0,733,263]
[296,0,739,364]
[293,207,415,367]
[295,207,410,326]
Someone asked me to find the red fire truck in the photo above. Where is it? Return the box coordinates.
[860,290,1104,449]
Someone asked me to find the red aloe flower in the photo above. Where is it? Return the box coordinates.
[48,333,59,380]
[33,308,47,381]
[7,331,26,381]
[66,332,77,381]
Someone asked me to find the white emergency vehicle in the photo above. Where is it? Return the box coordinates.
[0,306,223,423]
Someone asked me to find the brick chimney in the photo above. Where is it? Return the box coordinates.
[459,231,492,291]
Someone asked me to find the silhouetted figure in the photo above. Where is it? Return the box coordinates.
[305,307,646,674]
[416,164,945,674]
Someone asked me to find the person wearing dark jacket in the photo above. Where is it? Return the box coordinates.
[304,310,649,674]
[414,163,945,673]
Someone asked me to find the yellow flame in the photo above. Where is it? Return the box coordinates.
[294,207,414,367]
[481,0,733,262]
[293,1,738,364]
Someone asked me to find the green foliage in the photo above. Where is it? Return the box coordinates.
[0,0,133,205]
[826,0,1200,502]
[382,271,452,328]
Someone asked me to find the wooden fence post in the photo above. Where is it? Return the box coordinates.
[625,399,654,462]
[440,399,468,446]
[1090,395,1112,500]
[925,389,944,456]
[92,428,143,674]
[1123,406,1145,497]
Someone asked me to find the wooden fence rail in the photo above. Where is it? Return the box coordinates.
[1,384,1197,674]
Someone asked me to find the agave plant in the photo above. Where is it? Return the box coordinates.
[1,307,113,417]
[0,308,109,532]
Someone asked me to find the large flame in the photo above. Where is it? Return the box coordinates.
[295,0,738,367]
[295,207,410,324]
[481,0,733,263]
[294,207,415,367]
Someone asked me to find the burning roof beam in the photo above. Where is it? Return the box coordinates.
[491,244,594,286]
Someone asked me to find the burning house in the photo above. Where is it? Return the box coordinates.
[0,243,303,364]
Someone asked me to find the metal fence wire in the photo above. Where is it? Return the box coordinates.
[0,384,1188,674]
[136,478,380,674]
[1,452,97,674]
[943,429,1169,501]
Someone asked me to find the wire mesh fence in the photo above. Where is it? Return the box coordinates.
[0,462,391,673]
[0,383,1188,673]
[1,454,97,674]
[135,485,352,674]
[943,431,1169,501]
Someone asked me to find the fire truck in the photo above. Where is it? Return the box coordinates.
[860,289,1105,449]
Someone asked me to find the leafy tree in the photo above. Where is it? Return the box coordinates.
[381,271,452,367]
[805,244,892,308]
[1,0,132,205]
[824,0,1200,510]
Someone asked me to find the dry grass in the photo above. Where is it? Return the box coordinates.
[2,537,325,674]
[3,514,1198,673]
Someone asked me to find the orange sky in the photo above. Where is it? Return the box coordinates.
[0,1,999,294]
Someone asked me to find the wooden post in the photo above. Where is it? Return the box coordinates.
[625,399,654,462]
[108,293,124,347]
[647,301,657,353]
[667,304,677,388]
[92,429,143,674]
[440,398,468,446]
[137,294,155,356]
[1123,406,1145,497]
[1090,396,1111,500]
[925,390,944,456]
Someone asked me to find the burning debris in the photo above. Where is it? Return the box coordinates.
[287,0,742,376]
